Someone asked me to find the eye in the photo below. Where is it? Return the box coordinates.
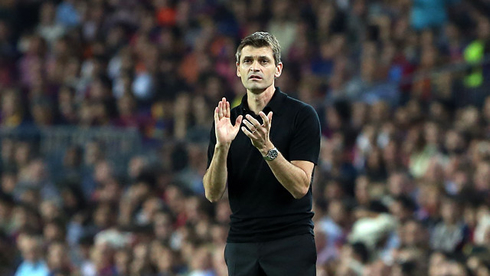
[243,58,252,64]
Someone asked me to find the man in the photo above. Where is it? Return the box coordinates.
[203,32,321,276]
[15,233,49,276]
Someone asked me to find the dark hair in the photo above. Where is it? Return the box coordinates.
[367,200,389,214]
[0,192,14,207]
[45,218,67,239]
[394,195,417,212]
[441,194,464,208]
[398,260,417,275]
[236,32,282,66]
[351,242,370,264]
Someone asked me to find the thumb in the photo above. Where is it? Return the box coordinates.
[234,115,243,129]
[214,107,219,122]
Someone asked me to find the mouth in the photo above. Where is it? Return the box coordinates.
[248,75,262,81]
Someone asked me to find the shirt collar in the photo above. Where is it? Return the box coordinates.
[239,87,287,116]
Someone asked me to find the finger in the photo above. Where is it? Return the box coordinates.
[222,98,228,118]
[221,97,227,110]
[226,100,231,118]
[259,111,269,129]
[242,119,256,132]
[214,106,219,122]
[218,101,224,119]
[234,115,243,129]
[245,114,261,129]
[241,126,255,138]
[268,111,273,125]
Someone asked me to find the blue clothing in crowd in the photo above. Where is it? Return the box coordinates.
[15,260,49,276]
[411,0,461,30]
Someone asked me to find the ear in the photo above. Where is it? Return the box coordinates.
[236,62,241,77]
[275,62,283,78]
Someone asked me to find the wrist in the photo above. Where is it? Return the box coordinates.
[215,142,231,150]
[259,142,275,157]
[263,147,279,161]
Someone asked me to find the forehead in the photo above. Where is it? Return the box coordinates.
[240,45,274,59]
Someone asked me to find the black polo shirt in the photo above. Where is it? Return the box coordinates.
[207,87,321,243]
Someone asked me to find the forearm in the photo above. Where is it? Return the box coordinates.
[260,146,310,199]
[203,144,230,202]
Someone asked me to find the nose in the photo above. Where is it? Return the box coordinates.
[249,60,260,72]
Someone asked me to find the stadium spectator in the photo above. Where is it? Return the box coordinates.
[15,233,49,276]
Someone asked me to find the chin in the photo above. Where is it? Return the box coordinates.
[248,88,265,94]
[246,83,271,94]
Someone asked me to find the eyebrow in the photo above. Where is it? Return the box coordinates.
[242,55,271,60]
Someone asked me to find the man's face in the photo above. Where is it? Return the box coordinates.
[328,200,346,224]
[236,46,282,94]
[22,237,40,262]
[404,221,425,246]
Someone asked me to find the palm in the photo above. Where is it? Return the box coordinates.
[214,98,242,145]
[216,116,238,143]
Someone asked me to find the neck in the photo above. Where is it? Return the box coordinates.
[246,86,275,115]
[27,258,40,264]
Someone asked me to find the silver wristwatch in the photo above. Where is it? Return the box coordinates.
[263,148,279,161]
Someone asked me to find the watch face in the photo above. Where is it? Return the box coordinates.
[267,148,278,160]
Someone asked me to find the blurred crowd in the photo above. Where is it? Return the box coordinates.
[1,0,490,275]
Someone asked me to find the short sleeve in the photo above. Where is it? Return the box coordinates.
[288,105,321,164]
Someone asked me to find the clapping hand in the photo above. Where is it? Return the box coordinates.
[241,111,273,155]
[214,97,243,147]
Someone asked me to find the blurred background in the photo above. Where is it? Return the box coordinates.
[1,0,490,275]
